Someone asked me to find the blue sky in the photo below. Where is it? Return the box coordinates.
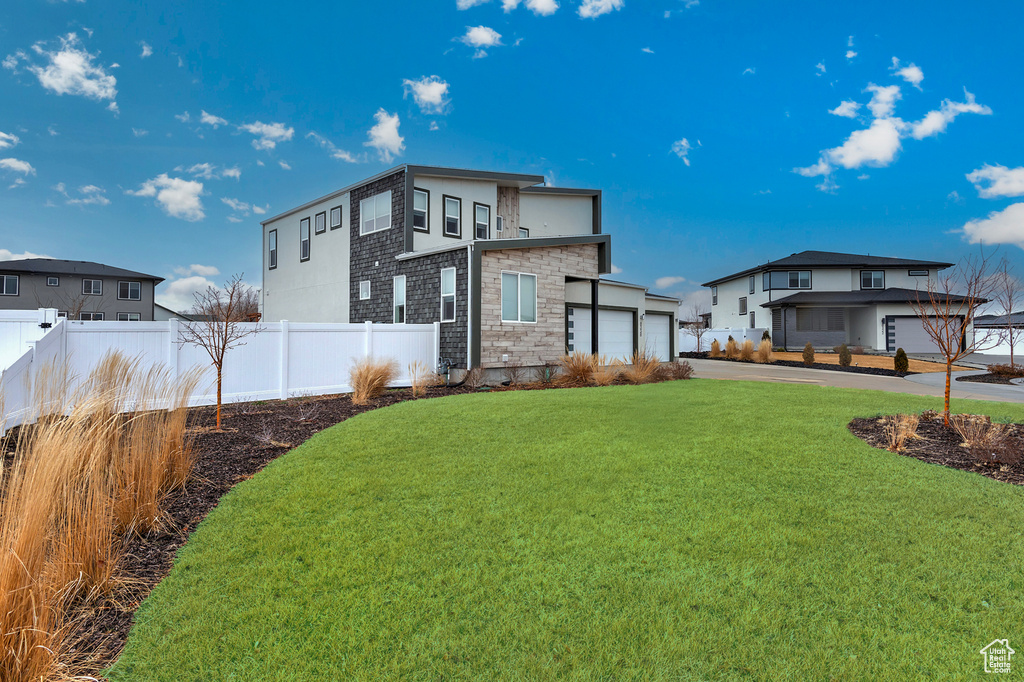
[2,0,1023,311]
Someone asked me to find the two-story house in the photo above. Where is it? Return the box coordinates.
[260,165,678,373]
[0,258,163,321]
[701,250,968,352]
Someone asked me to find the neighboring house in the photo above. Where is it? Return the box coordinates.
[154,303,193,321]
[0,258,163,321]
[701,250,966,352]
[261,165,678,371]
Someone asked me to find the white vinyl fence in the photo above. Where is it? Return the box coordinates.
[0,318,440,432]
[0,308,58,371]
[678,327,769,353]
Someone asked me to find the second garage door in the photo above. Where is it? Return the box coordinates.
[891,316,953,353]
[645,313,672,361]
[568,307,636,361]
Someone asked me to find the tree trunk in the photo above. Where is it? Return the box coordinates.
[943,361,952,426]
[216,366,223,430]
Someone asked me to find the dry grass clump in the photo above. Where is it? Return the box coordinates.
[622,350,661,385]
[987,363,1024,377]
[755,340,773,364]
[709,339,722,358]
[882,413,920,452]
[408,361,439,398]
[739,340,755,362]
[559,351,597,386]
[948,414,1019,466]
[592,356,623,386]
[350,357,399,405]
[724,338,739,360]
[462,367,485,389]
[663,360,694,380]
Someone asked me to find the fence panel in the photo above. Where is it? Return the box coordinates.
[0,309,57,371]
[678,327,769,353]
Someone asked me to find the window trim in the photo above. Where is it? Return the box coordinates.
[443,195,462,238]
[518,227,529,238]
[440,267,456,323]
[393,274,406,324]
[749,275,755,295]
[787,270,811,290]
[473,202,490,240]
[314,211,327,235]
[739,297,747,315]
[268,229,278,269]
[908,269,928,277]
[860,270,884,290]
[500,270,538,324]
[117,280,141,301]
[711,286,718,305]
[46,276,59,287]
[359,280,371,301]
[117,312,141,322]
[359,190,393,236]
[412,188,430,233]
[83,279,102,296]
[299,217,311,262]
[0,274,19,296]
[330,205,343,230]
[496,215,505,234]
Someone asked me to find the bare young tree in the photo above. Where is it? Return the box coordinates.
[177,274,261,429]
[992,257,1023,367]
[680,301,710,352]
[908,254,998,424]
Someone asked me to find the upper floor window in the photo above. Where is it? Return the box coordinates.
[117,312,141,321]
[1,275,18,296]
[46,276,59,287]
[739,297,747,315]
[413,189,429,232]
[314,211,326,235]
[360,190,392,235]
[83,279,102,296]
[268,230,278,269]
[80,312,104,321]
[393,275,406,324]
[440,268,456,322]
[330,206,343,230]
[860,270,884,290]
[501,271,537,323]
[444,196,461,237]
[496,215,505,234]
[748,275,755,295]
[711,286,718,305]
[299,218,310,261]
[908,269,928,277]
[475,203,490,240]
[518,227,529,238]
[763,272,769,291]
[118,281,141,301]
[788,271,810,289]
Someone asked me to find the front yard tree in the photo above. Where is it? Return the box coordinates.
[178,274,261,430]
[992,257,1023,367]
[908,254,998,424]
[681,301,710,352]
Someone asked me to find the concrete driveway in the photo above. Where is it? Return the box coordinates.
[687,359,1024,404]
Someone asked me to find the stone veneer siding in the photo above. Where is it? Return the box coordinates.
[398,249,469,368]
[349,169,406,323]
[479,244,598,368]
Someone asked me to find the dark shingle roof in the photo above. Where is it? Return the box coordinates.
[974,312,1024,327]
[760,287,971,308]
[702,250,953,287]
[0,258,164,283]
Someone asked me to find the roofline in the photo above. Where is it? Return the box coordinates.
[396,233,612,274]
[519,186,600,196]
[701,258,955,287]
[260,165,407,226]
[598,278,647,291]
[0,258,165,283]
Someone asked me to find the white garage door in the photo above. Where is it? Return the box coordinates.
[567,307,635,361]
[645,314,672,361]
[893,317,945,353]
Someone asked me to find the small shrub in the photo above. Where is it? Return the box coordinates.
[802,343,815,366]
[559,351,596,385]
[709,339,722,358]
[502,358,525,385]
[350,357,399,405]
[920,409,939,421]
[987,363,1024,377]
[724,338,739,360]
[592,356,623,386]
[838,344,852,368]
[949,414,1020,466]
[761,330,771,342]
[894,348,909,373]
[622,349,661,385]
[739,339,755,362]
[755,339,773,364]
[533,363,559,385]
[463,367,485,389]
[882,413,920,452]
[663,360,694,380]
[851,345,865,355]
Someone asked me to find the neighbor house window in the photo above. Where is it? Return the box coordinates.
[475,203,490,240]
[46,276,59,287]
[118,281,141,301]
[908,269,928,277]
[749,312,755,328]
[56,311,68,318]
[788,271,810,289]
[861,270,884,289]
[330,206,343,230]
[501,271,537,323]
[444,196,461,237]
[268,230,278,269]
[80,312,104,321]
[360,190,393,235]
[314,211,326,235]
[117,313,141,321]
[518,227,529,238]
[1,275,19,296]
[413,189,428,232]
[739,297,747,315]
[83,279,102,295]
[763,272,770,291]
[496,215,505,233]
[712,286,718,305]
[359,280,371,300]
[393,275,406,323]
[299,218,311,261]
[440,268,456,322]
[749,276,755,294]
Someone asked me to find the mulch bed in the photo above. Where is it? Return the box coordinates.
[848,414,1024,486]
[956,373,1020,385]
[680,352,914,378]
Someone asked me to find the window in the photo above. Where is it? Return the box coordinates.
[796,307,844,332]
[766,271,811,289]
[444,196,461,237]
[46,276,59,287]
[739,297,747,315]
[519,227,529,238]
[268,230,278,269]
[861,270,884,289]
[83,279,102,295]
[314,211,326,235]
[413,189,428,232]
[118,281,141,301]
[299,218,310,261]
[501,271,537,323]
[763,272,770,291]
[360,190,393,235]
[80,312,104,321]
[787,271,811,289]
[749,312,755,328]
[474,203,490,240]
[359,280,371,300]
[117,313,141,321]
[393,275,406,323]
[908,269,928,277]
[749,276,755,295]
[712,286,718,305]
[330,206,343,230]
[0,275,18,296]
[56,311,67,318]
[440,268,456,322]
[496,215,505,233]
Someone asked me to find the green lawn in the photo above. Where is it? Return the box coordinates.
[109,381,1024,680]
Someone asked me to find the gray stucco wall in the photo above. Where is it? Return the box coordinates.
[0,271,156,320]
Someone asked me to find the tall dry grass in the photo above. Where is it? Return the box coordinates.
[622,350,661,385]
[739,340,755,362]
[592,356,623,386]
[882,414,920,453]
[559,351,596,386]
[724,338,739,359]
[350,357,399,405]
[408,361,438,398]
[755,340,773,364]
[709,339,722,358]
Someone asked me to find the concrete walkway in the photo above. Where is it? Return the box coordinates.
[687,359,1024,404]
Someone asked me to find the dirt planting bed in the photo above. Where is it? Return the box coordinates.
[680,352,915,378]
[956,373,1018,385]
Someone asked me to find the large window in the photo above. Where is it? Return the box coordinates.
[268,230,278,269]
[860,270,884,289]
[118,281,141,301]
[788,271,810,288]
[796,307,844,331]
[475,203,490,240]
[711,286,718,305]
[117,312,141,321]
[83,279,102,295]
[739,297,747,315]
[0,275,18,296]
[413,189,429,232]
[440,268,456,322]
[314,211,326,235]
[360,190,392,235]
[444,196,461,237]
[330,206,343,230]
[501,271,537,323]
[393,275,406,324]
[299,217,310,261]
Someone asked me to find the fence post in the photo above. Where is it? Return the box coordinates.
[167,318,179,379]
[433,321,441,371]
[280,320,290,400]
[365,320,373,358]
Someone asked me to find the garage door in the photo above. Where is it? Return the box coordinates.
[892,317,948,353]
[567,307,635,361]
[645,314,672,361]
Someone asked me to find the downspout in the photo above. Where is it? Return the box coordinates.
[467,243,473,371]
[591,278,600,354]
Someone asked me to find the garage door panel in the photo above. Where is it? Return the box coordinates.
[645,314,671,362]
[893,317,945,354]
[567,307,635,361]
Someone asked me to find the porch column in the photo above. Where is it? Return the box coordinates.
[591,278,600,355]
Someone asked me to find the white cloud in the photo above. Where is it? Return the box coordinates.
[429,121,440,131]
[47,126,58,136]
[966,164,1024,199]
[947,190,964,204]
[175,163,240,181]
[848,35,854,47]
[827,117,904,169]
[307,131,364,163]
[0,131,20,150]
[815,62,826,75]
[579,0,623,18]
[890,57,923,89]
[742,67,755,75]
[252,204,268,215]
[221,166,241,180]
[502,0,520,9]
[9,33,118,109]
[459,26,502,57]
[846,50,857,60]
[610,263,623,274]
[221,197,250,213]
[127,174,205,221]
[279,160,291,170]
[961,203,1024,249]
[864,83,901,118]
[909,89,991,140]
[238,121,294,150]
[641,47,654,54]
[132,127,148,137]
[671,138,692,166]
[0,158,36,175]
[794,157,830,178]
[174,111,190,123]
[365,109,405,163]
[156,275,218,313]
[829,100,860,118]
[61,183,110,206]
[402,76,451,114]
[457,0,490,7]
[139,41,153,58]
[200,110,228,128]
[173,264,220,277]
[0,249,50,261]
[526,0,559,15]
[655,276,686,289]
[227,216,242,223]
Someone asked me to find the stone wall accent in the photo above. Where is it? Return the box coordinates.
[349,169,406,323]
[479,244,598,368]
[398,248,468,368]
[495,187,519,238]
